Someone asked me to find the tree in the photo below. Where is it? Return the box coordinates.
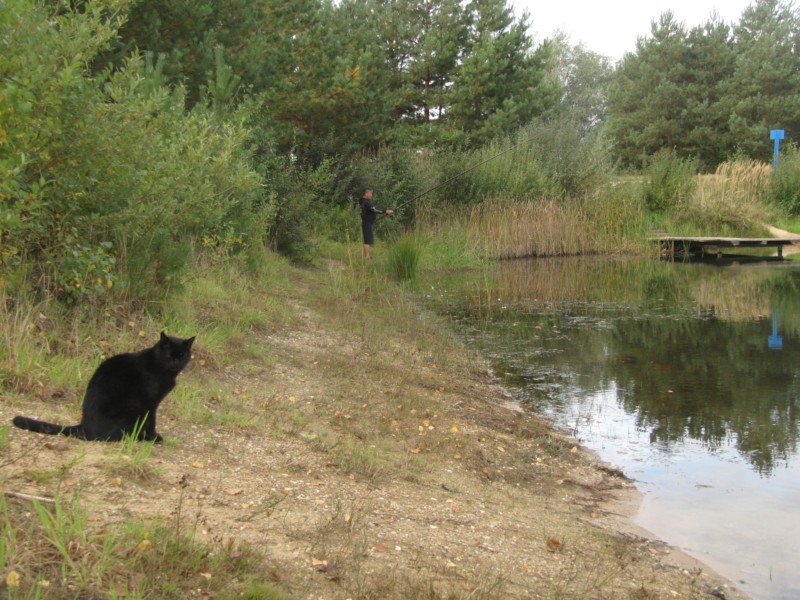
[102,0,266,108]
[548,33,614,137]
[446,0,557,143]
[403,0,467,125]
[724,0,800,160]
[607,12,692,168]
[255,0,395,161]
[680,18,737,169]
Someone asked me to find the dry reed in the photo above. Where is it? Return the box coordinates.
[467,199,595,259]
[465,193,648,259]
[693,160,773,227]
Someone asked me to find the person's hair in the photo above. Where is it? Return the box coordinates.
[363,188,373,195]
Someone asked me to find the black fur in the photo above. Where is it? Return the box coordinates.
[12,332,194,442]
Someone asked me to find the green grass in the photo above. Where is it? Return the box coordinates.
[0,492,276,599]
[386,234,421,281]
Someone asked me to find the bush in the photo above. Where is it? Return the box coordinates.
[771,144,800,216]
[643,149,698,212]
[0,1,263,302]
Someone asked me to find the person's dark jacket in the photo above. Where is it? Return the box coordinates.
[359,197,387,223]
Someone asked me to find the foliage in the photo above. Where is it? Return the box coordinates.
[642,149,698,212]
[0,0,263,303]
[266,159,338,263]
[771,144,800,215]
[432,113,614,206]
[607,0,800,171]
[444,0,559,144]
[548,34,615,137]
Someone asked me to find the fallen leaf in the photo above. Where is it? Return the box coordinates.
[198,359,207,366]
[114,477,122,487]
[199,572,212,580]
[138,330,146,337]
[225,488,243,496]
[134,539,152,553]
[191,461,204,469]
[450,426,459,433]
[373,543,387,553]
[437,386,445,393]
[410,447,422,454]
[546,537,561,552]
[44,442,69,452]
[570,446,578,454]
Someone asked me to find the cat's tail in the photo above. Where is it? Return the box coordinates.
[12,416,84,438]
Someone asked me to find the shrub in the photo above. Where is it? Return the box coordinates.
[643,149,698,212]
[771,144,800,216]
[0,1,263,302]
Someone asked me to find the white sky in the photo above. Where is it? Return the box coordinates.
[513,0,755,62]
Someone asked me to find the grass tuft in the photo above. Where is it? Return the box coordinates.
[386,234,421,281]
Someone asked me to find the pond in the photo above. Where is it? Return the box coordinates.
[419,256,800,600]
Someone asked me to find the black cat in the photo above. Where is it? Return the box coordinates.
[12,332,195,442]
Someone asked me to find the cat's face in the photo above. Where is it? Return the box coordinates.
[156,332,195,373]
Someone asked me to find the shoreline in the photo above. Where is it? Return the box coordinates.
[0,259,755,598]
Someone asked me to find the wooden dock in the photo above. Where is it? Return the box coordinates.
[653,236,800,259]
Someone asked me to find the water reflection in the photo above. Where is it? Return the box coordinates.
[425,256,800,476]
[421,256,800,599]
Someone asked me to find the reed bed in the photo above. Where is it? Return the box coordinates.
[466,194,648,259]
[691,160,774,230]
[467,199,593,259]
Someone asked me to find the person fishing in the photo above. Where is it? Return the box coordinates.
[359,188,393,259]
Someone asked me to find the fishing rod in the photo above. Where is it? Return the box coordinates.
[389,133,536,215]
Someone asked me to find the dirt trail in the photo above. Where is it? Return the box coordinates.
[1,282,751,599]
[766,224,800,255]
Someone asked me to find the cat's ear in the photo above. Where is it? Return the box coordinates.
[185,336,196,348]
[160,331,168,342]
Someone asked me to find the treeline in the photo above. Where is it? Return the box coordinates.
[608,0,800,170]
[1,0,799,307]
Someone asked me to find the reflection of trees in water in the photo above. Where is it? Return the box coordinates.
[609,318,800,475]
[426,259,800,475]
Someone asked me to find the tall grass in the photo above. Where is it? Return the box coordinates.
[686,160,775,233]
[386,235,421,281]
[465,192,649,259]
[468,199,590,258]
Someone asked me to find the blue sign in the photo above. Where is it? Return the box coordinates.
[771,129,785,170]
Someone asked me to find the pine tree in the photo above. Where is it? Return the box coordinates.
[724,0,800,160]
[607,12,691,168]
[682,18,736,169]
[447,0,557,143]
[104,0,265,108]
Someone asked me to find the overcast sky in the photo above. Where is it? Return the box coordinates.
[512,0,755,62]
